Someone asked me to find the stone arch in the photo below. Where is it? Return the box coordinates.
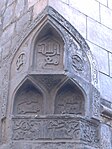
[54,78,85,115]
[12,77,45,116]
[8,6,100,121]
[10,6,98,87]
[30,21,65,72]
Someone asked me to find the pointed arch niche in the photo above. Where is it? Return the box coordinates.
[6,7,101,148]
[54,79,85,115]
[31,22,64,72]
[13,79,44,116]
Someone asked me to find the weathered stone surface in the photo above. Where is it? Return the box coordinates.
[0,0,7,16]
[3,3,14,29]
[28,0,39,8]
[0,0,112,148]
[87,41,109,75]
[49,0,87,38]
[15,0,25,18]
[99,72,112,102]
[1,40,11,59]
[15,11,31,35]
[0,23,15,45]
[100,4,112,29]
[7,0,15,6]
[33,0,48,19]
[87,17,112,52]
[101,124,111,149]
[69,0,100,21]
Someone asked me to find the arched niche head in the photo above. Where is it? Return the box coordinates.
[54,79,85,115]
[13,80,44,116]
[32,22,64,72]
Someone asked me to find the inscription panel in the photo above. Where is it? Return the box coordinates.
[14,86,43,115]
[35,36,63,70]
[55,84,84,115]
[12,117,99,147]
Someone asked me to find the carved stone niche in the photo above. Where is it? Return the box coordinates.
[13,80,43,116]
[32,23,64,72]
[55,80,85,115]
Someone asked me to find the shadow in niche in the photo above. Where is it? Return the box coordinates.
[13,80,43,116]
[33,22,64,71]
[55,80,85,115]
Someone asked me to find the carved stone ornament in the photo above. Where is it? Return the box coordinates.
[12,117,99,148]
[3,6,101,149]
[16,52,26,72]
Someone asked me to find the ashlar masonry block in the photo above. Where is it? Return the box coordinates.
[87,17,112,52]
[69,0,100,21]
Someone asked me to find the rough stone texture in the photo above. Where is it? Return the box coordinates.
[49,0,87,38]
[0,23,15,45]
[15,0,25,18]
[3,3,15,29]
[101,124,111,149]
[0,0,112,148]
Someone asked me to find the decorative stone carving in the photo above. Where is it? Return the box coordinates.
[35,35,64,71]
[91,87,100,119]
[71,55,84,71]
[55,83,84,115]
[80,122,99,146]
[101,124,111,149]
[16,52,26,72]
[12,117,99,147]
[1,63,10,118]
[13,85,43,115]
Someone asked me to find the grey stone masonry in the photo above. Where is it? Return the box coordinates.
[0,0,112,149]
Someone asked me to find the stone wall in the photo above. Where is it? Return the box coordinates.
[0,0,112,148]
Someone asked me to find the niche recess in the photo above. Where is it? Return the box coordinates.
[33,23,64,71]
[55,80,85,115]
[13,80,43,116]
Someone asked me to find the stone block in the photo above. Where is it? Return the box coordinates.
[7,0,15,6]
[87,17,112,52]
[97,0,107,6]
[69,0,100,21]
[87,41,109,75]
[101,124,111,149]
[108,0,112,9]
[15,11,31,35]
[0,23,15,45]
[99,72,112,102]
[28,0,40,8]
[2,40,11,59]
[33,0,48,19]
[3,3,14,29]
[49,0,87,38]
[15,0,25,18]
[61,0,69,4]
[109,52,112,77]
[0,0,7,16]
[100,4,112,29]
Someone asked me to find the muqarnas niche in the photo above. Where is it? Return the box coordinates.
[55,82,85,115]
[13,81,43,115]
